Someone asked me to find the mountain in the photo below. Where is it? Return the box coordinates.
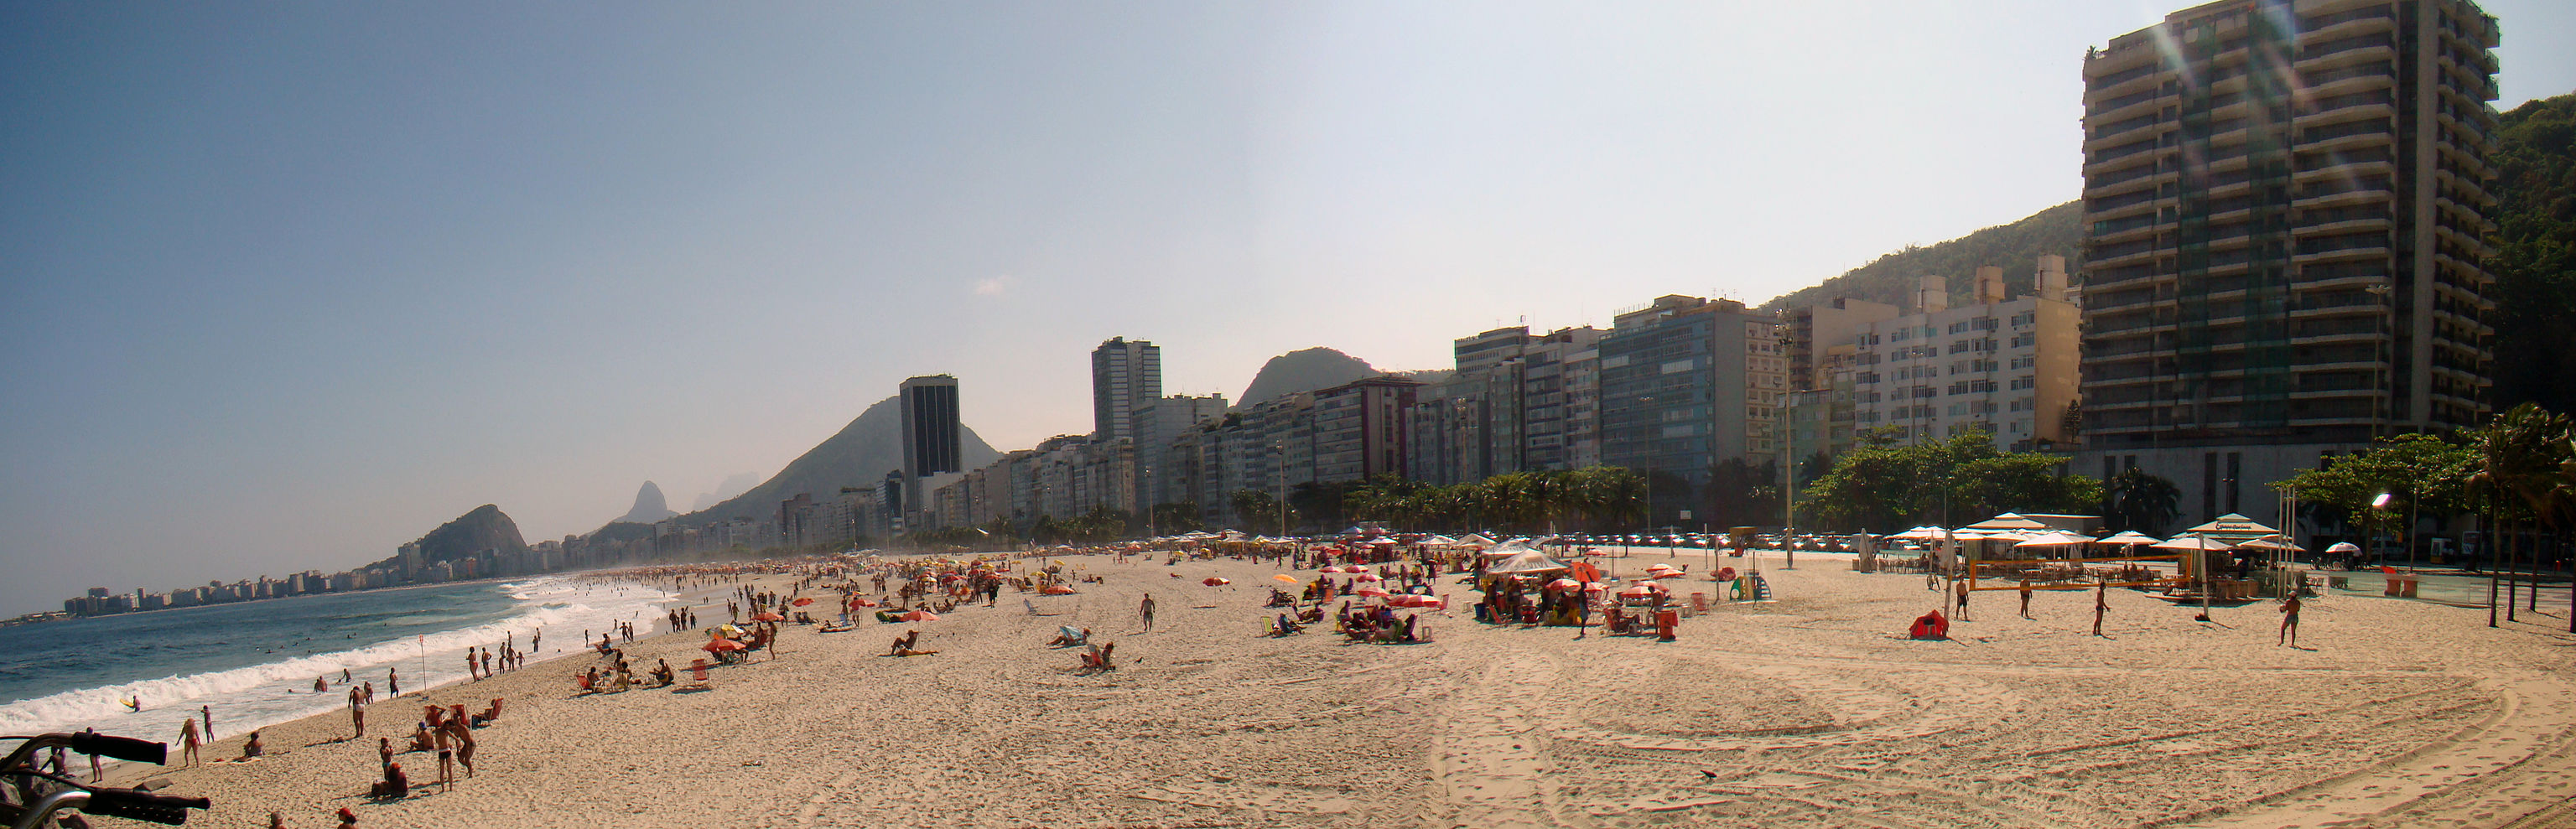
[675,396,1002,525]
[2486,91,2576,413]
[367,504,528,571]
[1759,201,2082,313]
[692,473,762,512]
[619,481,675,525]
[1235,348,1381,409]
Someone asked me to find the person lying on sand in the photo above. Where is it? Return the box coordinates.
[1046,626,1090,647]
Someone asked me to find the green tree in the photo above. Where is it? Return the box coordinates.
[1798,426,2101,533]
[1230,489,1292,536]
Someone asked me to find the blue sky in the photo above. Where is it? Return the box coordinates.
[3,1,2570,616]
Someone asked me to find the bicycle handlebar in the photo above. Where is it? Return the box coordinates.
[68,733,167,764]
[83,789,210,826]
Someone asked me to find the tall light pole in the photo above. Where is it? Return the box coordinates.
[1779,329,1797,569]
[1273,443,1288,538]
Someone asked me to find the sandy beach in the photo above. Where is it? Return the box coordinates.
[133,551,2576,829]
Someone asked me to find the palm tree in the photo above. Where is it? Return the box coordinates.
[2105,468,2183,536]
[2470,404,2567,626]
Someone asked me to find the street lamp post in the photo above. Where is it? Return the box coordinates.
[1274,443,1288,538]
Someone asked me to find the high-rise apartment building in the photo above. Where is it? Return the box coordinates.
[2078,0,2497,521]
[1090,337,1162,443]
[1598,295,1786,525]
[898,375,963,522]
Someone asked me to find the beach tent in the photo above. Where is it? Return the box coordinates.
[1891,526,1950,541]
[1964,513,2053,531]
[1420,534,1460,547]
[1457,533,1501,547]
[1482,538,1545,558]
[1485,549,1571,575]
[2178,514,2279,542]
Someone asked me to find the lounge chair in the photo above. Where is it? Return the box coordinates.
[675,659,713,693]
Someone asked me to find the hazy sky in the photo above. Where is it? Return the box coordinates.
[4,1,2570,615]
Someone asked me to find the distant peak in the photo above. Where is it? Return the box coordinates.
[1236,347,1382,408]
[621,480,675,524]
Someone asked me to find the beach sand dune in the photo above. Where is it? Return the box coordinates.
[144,553,2576,828]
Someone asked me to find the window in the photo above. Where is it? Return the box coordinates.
[1950,321,1970,334]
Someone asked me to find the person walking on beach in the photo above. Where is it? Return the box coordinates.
[1953,580,1971,622]
[351,691,366,738]
[1140,593,1156,633]
[532,629,541,654]
[176,717,202,768]
[2278,593,2302,646]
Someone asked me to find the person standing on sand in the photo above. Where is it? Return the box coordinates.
[1953,580,1971,621]
[201,705,213,742]
[481,648,494,677]
[176,717,201,767]
[465,648,480,681]
[1140,593,1156,633]
[2092,580,2109,637]
[351,692,366,738]
[2278,593,2302,646]
[387,668,400,697]
[2019,579,2033,619]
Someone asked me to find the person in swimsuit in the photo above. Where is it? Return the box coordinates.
[2278,593,2303,646]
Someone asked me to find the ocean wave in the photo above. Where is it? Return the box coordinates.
[0,576,676,737]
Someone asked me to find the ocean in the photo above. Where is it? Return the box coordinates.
[0,575,678,749]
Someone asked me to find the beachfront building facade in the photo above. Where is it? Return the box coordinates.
[2076,0,2499,522]
[1405,324,1604,486]
[1597,295,1786,525]
[1852,260,2081,452]
[898,375,964,527]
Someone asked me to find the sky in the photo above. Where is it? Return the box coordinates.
[3,1,2571,616]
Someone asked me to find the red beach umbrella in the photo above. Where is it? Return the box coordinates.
[1353,584,1392,598]
[753,611,786,622]
[1203,577,1231,587]
[792,598,814,607]
[1353,573,1382,583]
[702,639,745,652]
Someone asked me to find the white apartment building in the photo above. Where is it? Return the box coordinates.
[1852,258,2080,452]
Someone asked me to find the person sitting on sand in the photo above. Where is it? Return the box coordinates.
[888,630,922,656]
[406,723,434,754]
[368,761,408,800]
[1274,613,1301,636]
[650,660,674,688]
[1079,641,1115,671]
[242,731,263,759]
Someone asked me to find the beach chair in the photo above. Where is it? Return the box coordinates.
[675,659,713,693]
